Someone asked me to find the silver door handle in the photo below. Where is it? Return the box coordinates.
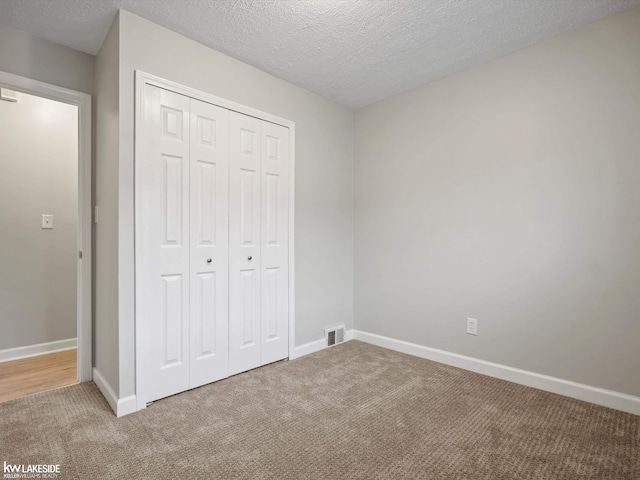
[248,256,253,261]
[206,258,212,263]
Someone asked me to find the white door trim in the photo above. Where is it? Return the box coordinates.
[134,71,296,410]
[0,70,92,382]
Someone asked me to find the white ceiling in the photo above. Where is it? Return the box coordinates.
[1,0,638,109]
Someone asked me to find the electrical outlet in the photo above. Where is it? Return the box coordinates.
[466,317,478,336]
[42,214,53,229]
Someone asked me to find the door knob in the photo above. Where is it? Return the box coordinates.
[248,256,253,261]
[206,258,212,263]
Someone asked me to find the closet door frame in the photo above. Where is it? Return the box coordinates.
[134,71,296,412]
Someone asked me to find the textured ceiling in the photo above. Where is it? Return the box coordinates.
[1,0,639,109]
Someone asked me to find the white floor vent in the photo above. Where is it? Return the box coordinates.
[325,326,345,347]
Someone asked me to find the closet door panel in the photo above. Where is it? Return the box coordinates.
[138,85,191,403]
[260,122,289,364]
[229,112,262,376]
[189,99,230,388]
[138,83,292,406]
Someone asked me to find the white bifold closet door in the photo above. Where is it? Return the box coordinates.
[138,83,289,406]
[188,98,230,389]
[138,85,229,403]
[228,112,289,375]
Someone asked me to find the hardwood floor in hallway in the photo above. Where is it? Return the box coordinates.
[0,349,77,403]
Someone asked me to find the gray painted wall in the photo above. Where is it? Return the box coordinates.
[354,7,640,397]
[93,15,120,392]
[0,92,77,350]
[0,23,94,94]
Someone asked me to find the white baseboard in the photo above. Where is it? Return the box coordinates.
[0,338,77,363]
[291,338,325,359]
[290,329,355,360]
[92,367,118,414]
[92,367,137,417]
[116,395,137,417]
[353,330,640,416]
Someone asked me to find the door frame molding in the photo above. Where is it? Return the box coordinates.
[0,70,93,382]
[134,71,296,410]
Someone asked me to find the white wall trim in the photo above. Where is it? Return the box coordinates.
[92,368,117,414]
[344,329,354,342]
[290,329,355,360]
[116,395,137,417]
[353,330,640,416]
[0,338,77,363]
[93,368,137,417]
[134,71,296,129]
[0,70,92,383]
[287,122,296,368]
[291,338,325,360]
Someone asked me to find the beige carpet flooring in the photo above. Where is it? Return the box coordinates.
[0,341,637,479]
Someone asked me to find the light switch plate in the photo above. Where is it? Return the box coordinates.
[0,88,18,102]
[42,214,53,229]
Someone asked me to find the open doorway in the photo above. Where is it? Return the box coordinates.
[0,72,91,402]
